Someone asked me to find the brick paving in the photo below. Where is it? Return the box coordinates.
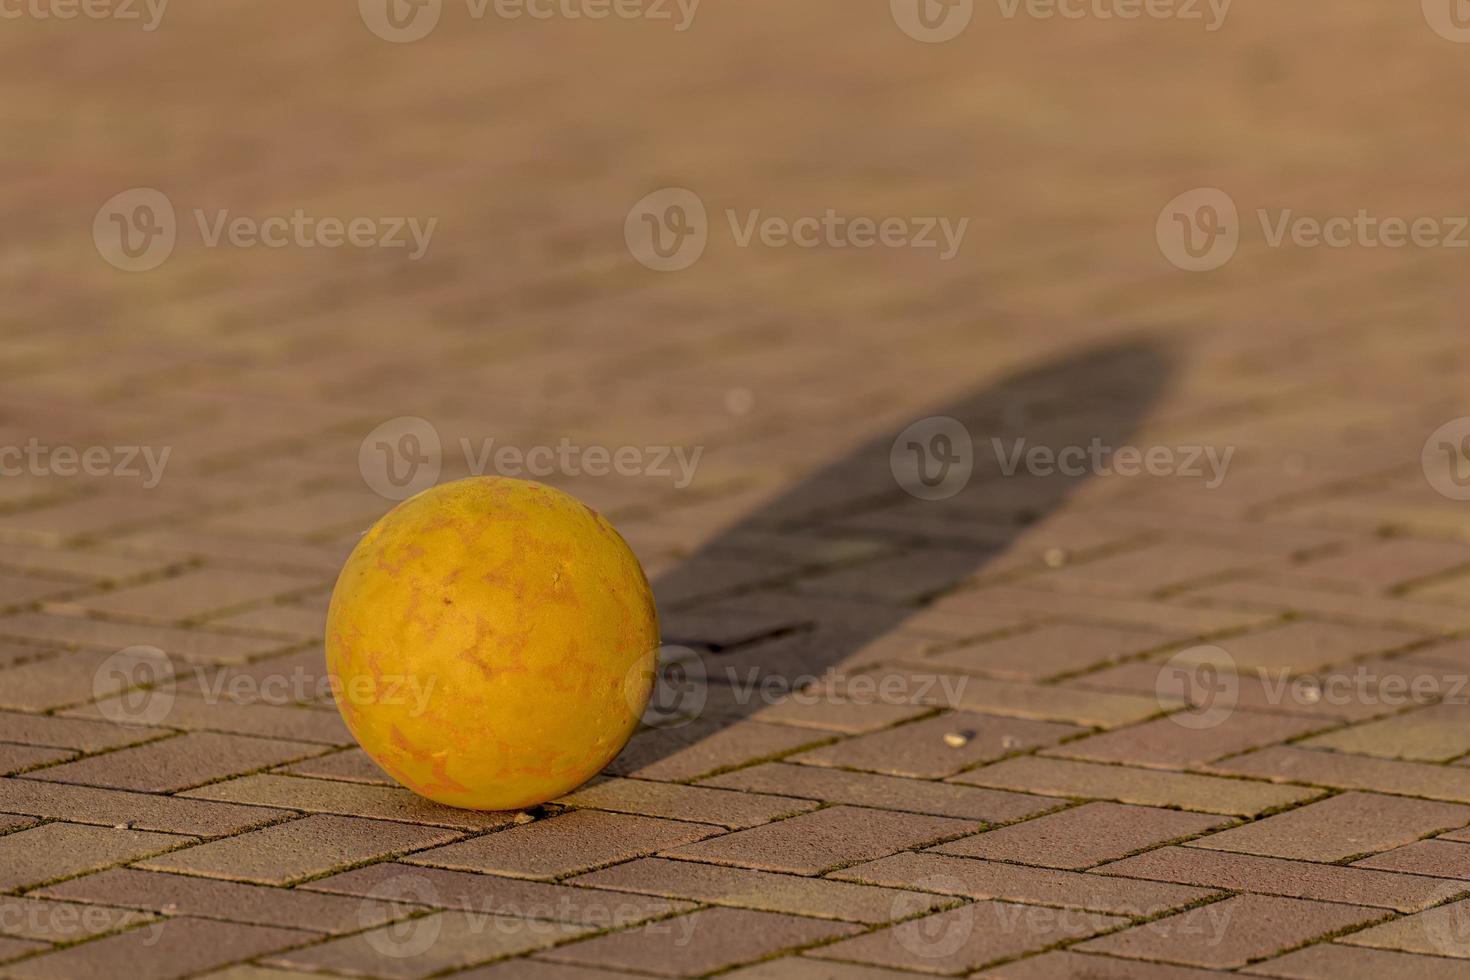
[4,1,1470,977]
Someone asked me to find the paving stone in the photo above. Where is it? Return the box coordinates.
[554,775,818,829]
[0,613,278,665]
[1076,894,1385,969]
[571,856,952,923]
[1093,845,1455,912]
[791,712,1081,779]
[301,862,695,927]
[1353,839,1470,878]
[659,805,979,876]
[0,823,191,890]
[1282,538,1470,593]
[26,732,329,793]
[1182,581,1470,634]
[64,694,352,746]
[607,718,827,781]
[1336,898,1470,958]
[374,961,635,980]
[700,761,1061,822]
[0,918,310,980]
[137,814,460,885]
[1051,711,1326,770]
[1029,543,1262,597]
[35,867,409,933]
[913,672,1177,728]
[0,778,290,836]
[1203,621,1425,673]
[831,851,1218,916]
[1189,792,1470,862]
[720,961,927,980]
[1214,746,1470,803]
[977,950,1235,978]
[0,895,154,942]
[1301,703,1470,762]
[0,936,47,964]
[182,774,518,830]
[276,748,393,785]
[0,710,168,753]
[0,745,71,776]
[66,568,321,623]
[935,586,1275,635]
[539,907,860,977]
[1243,944,1470,979]
[931,801,1230,869]
[404,810,720,880]
[925,623,1181,680]
[806,900,1124,974]
[952,756,1320,816]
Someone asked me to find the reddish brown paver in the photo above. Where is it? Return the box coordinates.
[24,732,328,793]
[931,801,1230,869]
[658,805,979,875]
[1076,894,1386,969]
[0,918,310,980]
[136,814,461,885]
[570,856,954,923]
[830,851,1219,916]
[790,711,1082,779]
[1187,792,1470,862]
[537,907,860,977]
[1244,944,1470,978]
[1094,845,1458,913]
[403,810,720,880]
[807,900,1125,974]
[0,823,192,891]
[700,761,1061,822]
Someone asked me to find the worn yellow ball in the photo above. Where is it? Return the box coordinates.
[325,477,659,810]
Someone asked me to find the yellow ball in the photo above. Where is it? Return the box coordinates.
[325,477,659,810]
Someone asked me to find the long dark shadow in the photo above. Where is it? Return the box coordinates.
[611,337,1176,776]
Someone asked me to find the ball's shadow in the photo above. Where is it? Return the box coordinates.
[608,337,1176,779]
